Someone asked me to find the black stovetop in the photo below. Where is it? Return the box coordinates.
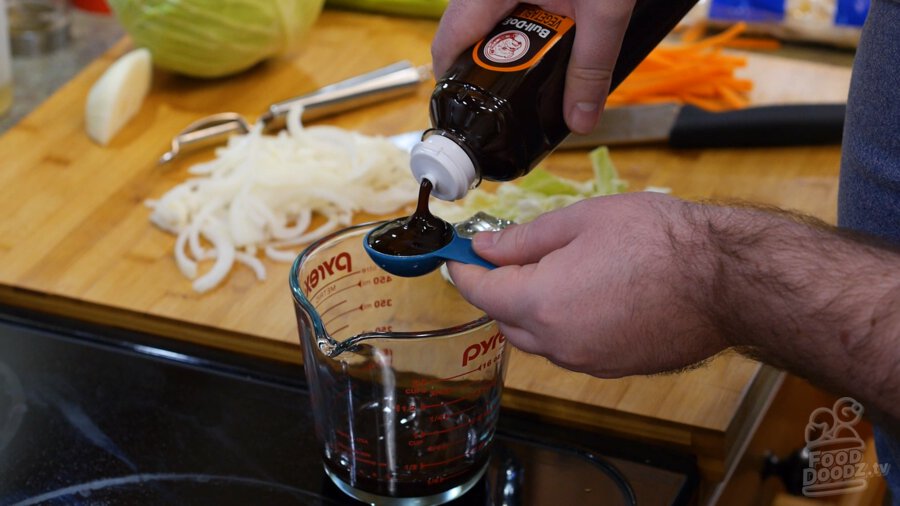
[0,306,696,505]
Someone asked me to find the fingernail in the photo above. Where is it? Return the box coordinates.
[473,231,500,250]
[570,102,599,134]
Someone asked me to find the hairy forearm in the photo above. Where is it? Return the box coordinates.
[673,201,900,421]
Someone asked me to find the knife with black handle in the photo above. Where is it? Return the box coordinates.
[562,103,847,149]
[668,103,846,148]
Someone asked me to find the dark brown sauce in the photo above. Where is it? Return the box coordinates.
[325,451,489,499]
[368,179,454,256]
[322,374,500,498]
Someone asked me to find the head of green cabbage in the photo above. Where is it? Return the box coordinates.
[109,0,325,78]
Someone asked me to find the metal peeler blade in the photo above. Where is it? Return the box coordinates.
[159,112,251,165]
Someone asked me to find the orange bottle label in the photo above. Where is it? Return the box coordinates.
[472,4,575,73]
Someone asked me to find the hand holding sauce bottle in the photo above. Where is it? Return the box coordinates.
[411,1,699,201]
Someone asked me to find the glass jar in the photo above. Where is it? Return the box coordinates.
[7,0,70,55]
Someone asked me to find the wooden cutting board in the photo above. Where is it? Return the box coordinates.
[739,51,851,105]
[0,9,851,490]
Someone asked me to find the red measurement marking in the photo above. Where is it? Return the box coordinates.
[335,441,372,458]
[417,374,501,393]
[328,324,349,337]
[438,369,478,381]
[353,456,388,467]
[420,453,466,469]
[418,406,497,438]
[425,438,469,453]
[440,466,478,483]
[420,396,468,410]
[372,298,392,308]
[371,274,392,285]
[319,281,365,303]
[318,299,347,319]
[448,404,479,417]
[324,304,370,327]
[309,271,361,300]
[428,366,482,384]
[427,404,479,424]
[465,379,499,397]
[420,420,474,437]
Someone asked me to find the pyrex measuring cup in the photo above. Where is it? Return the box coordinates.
[290,222,509,505]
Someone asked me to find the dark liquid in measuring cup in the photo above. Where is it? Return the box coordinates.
[368,179,454,256]
[322,376,501,498]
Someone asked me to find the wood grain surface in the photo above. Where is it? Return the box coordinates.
[0,9,851,486]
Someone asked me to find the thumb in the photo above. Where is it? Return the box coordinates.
[447,262,535,324]
[472,210,578,266]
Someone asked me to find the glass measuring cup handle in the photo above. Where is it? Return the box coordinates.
[440,236,497,270]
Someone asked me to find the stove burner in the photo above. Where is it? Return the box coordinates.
[0,309,697,505]
[7,474,346,506]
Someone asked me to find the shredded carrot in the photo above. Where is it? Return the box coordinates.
[682,83,720,98]
[719,77,754,92]
[680,21,708,44]
[716,84,750,108]
[670,22,748,53]
[608,22,757,111]
[606,94,680,107]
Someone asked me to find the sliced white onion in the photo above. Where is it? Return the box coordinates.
[264,246,300,263]
[192,221,235,294]
[174,227,197,279]
[235,252,266,281]
[148,108,416,293]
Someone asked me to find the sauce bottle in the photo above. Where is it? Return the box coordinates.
[411,1,699,200]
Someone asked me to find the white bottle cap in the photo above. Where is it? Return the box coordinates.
[410,134,477,201]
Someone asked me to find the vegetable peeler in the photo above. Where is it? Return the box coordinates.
[158,61,432,165]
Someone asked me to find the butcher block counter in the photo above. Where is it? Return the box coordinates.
[0,9,853,501]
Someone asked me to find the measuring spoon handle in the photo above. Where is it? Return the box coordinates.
[440,236,497,270]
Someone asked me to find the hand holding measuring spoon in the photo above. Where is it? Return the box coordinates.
[447,192,729,378]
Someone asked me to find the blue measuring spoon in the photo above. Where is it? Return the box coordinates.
[364,221,496,277]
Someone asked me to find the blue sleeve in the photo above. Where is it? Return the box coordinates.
[838,0,900,240]
[837,0,900,500]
